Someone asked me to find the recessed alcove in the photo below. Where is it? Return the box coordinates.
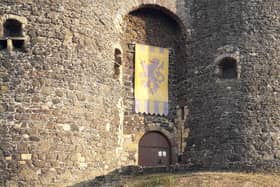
[121,5,186,167]
[218,57,238,79]
[12,39,24,50]
[4,19,23,37]
[1,18,26,51]
[114,48,122,80]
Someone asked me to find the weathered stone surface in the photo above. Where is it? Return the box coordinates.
[0,103,7,113]
[0,0,279,186]
[181,0,280,172]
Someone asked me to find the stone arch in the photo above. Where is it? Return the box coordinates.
[0,14,27,37]
[215,53,241,80]
[0,15,27,51]
[127,4,187,34]
[145,126,176,147]
[121,4,186,116]
[122,3,188,48]
[137,127,177,165]
[120,4,186,166]
[114,1,189,35]
[135,126,177,165]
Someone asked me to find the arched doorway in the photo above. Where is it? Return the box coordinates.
[121,5,186,167]
[139,131,171,167]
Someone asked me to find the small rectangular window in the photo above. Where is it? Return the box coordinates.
[219,57,238,79]
[12,40,24,50]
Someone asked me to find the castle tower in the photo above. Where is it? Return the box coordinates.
[0,0,186,186]
[0,0,279,186]
[183,0,280,171]
[0,1,125,186]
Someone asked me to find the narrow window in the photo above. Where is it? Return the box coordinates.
[3,19,25,51]
[181,107,185,120]
[4,19,23,37]
[219,57,237,79]
[12,39,24,50]
[114,49,122,79]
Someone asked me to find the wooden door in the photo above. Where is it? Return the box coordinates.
[139,132,170,167]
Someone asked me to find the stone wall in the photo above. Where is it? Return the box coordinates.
[241,0,280,170]
[0,1,125,186]
[0,0,187,186]
[182,0,280,171]
[1,0,280,186]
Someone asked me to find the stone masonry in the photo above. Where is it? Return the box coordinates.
[182,0,280,172]
[0,0,279,186]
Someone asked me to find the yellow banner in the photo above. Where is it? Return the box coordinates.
[135,44,169,116]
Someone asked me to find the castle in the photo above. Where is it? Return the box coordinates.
[0,0,280,186]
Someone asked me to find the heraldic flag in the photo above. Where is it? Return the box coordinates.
[135,43,169,116]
